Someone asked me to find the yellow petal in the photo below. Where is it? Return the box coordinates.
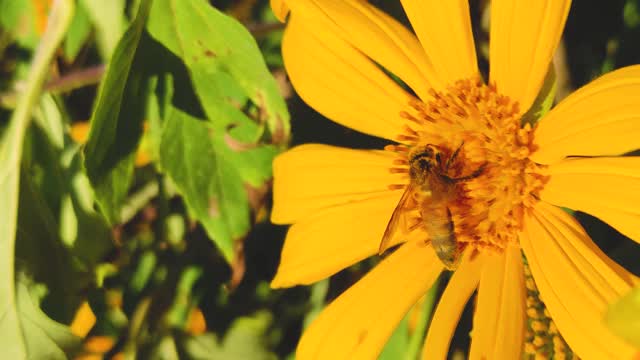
[270,0,289,22]
[282,15,415,141]
[186,308,207,335]
[272,193,398,287]
[297,241,443,360]
[285,0,437,100]
[70,121,90,144]
[70,301,96,338]
[400,0,477,87]
[469,245,526,360]
[271,144,403,224]
[82,336,116,355]
[533,65,640,163]
[540,156,640,243]
[520,202,638,359]
[422,252,483,359]
[490,0,571,113]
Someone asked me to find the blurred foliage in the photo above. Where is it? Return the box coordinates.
[0,0,639,359]
[606,286,640,348]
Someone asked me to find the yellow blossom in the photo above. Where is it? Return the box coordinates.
[70,121,151,167]
[270,0,640,359]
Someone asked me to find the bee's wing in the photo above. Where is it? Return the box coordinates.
[378,183,417,254]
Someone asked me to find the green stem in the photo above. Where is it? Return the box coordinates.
[0,0,74,357]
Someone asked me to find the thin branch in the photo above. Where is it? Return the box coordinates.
[0,64,105,108]
[246,22,285,37]
[0,20,284,108]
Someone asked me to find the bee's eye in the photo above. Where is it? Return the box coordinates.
[435,152,442,163]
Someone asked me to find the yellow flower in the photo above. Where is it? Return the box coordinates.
[269,0,640,359]
[70,121,152,167]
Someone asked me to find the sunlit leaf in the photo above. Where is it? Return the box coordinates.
[0,0,39,48]
[79,0,127,59]
[11,275,81,359]
[147,0,290,142]
[159,108,278,262]
[63,2,92,62]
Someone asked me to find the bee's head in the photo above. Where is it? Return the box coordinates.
[408,144,443,183]
[409,144,442,169]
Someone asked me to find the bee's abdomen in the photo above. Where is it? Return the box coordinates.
[424,206,460,270]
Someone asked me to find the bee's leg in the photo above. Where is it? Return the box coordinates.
[445,141,465,172]
[445,162,487,183]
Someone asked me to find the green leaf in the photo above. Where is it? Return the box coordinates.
[0,1,74,357]
[0,0,39,49]
[404,280,439,360]
[10,275,81,359]
[144,0,286,263]
[302,279,329,329]
[79,0,127,59]
[180,312,277,360]
[27,130,114,267]
[624,0,640,28]
[83,0,153,224]
[380,278,439,360]
[521,65,557,126]
[147,0,290,142]
[159,108,278,262]
[63,2,92,62]
[33,93,65,149]
[379,315,410,360]
[129,250,158,294]
[605,286,640,347]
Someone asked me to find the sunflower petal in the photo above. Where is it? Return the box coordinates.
[468,245,526,360]
[270,0,289,22]
[285,0,437,100]
[271,144,403,224]
[540,156,640,243]
[400,0,477,87]
[272,192,403,287]
[490,0,570,113]
[422,252,483,359]
[520,202,638,359]
[296,241,442,360]
[533,65,640,163]
[282,15,416,141]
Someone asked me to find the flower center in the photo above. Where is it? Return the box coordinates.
[386,77,548,257]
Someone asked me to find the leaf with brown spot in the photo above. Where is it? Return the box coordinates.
[208,197,220,218]
[159,109,278,263]
[228,239,246,291]
[224,124,260,151]
[147,0,290,143]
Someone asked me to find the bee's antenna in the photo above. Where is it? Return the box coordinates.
[445,141,465,171]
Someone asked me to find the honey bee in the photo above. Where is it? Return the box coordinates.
[379,143,485,270]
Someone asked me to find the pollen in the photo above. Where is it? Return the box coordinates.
[386,77,549,255]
